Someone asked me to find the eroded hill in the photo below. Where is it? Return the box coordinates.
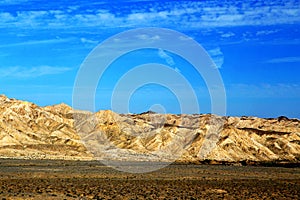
[0,95,299,164]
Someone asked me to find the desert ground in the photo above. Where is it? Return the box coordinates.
[0,159,299,199]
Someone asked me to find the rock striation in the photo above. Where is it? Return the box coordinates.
[0,95,91,160]
[0,94,299,164]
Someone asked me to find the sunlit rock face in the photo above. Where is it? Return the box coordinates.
[0,95,91,160]
[0,95,299,163]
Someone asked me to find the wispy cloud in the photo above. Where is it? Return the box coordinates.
[0,66,72,78]
[265,57,300,64]
[221,32,235,38]
[0,38,73,48]
[158,48,175,66]
[80,37,98,44]
[207,47,224,68]
[0,0,28,5]
[256,29,280,36]
[136,34,160,41]
[0,0,299,30]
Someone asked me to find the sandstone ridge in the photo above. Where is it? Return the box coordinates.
[0,95,299,164]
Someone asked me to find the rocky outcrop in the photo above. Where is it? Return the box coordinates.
[0,95,91,160]
[0,94,299,163]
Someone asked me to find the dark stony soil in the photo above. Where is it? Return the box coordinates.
[0,159,299,199]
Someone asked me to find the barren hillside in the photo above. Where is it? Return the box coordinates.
[1,95,299,164]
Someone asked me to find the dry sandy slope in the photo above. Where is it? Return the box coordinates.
[1,94,300,163]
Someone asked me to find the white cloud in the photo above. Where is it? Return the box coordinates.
[136,34,160,41]
[207,47,224,68]
[178,35,194,41]
[127,13,147,21]
[196,1,300,27]
[221,32,235,38]
[0,1,299,30]
[256,29,279,36]
[0,38,73,48]
[174,67,181,73]
[0,0,28,5]
[67,5,80,12]
[0,66,72,78]
[0,12,15,21]
[265,57,300,64]
[158,48,175,66]
[136,34,148,40]
[80,37,98,44]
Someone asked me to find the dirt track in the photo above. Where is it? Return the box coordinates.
[0,159,299,199]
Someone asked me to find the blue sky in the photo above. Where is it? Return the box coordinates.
[0,0,300,118]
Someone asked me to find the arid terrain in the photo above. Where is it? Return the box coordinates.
[0,159,299,199]
[1,94,300,164]
[0,95,300,199]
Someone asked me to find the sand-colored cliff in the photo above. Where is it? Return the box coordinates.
[1,95,299,164]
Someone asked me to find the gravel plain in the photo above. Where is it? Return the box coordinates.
[0,159,299,199]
